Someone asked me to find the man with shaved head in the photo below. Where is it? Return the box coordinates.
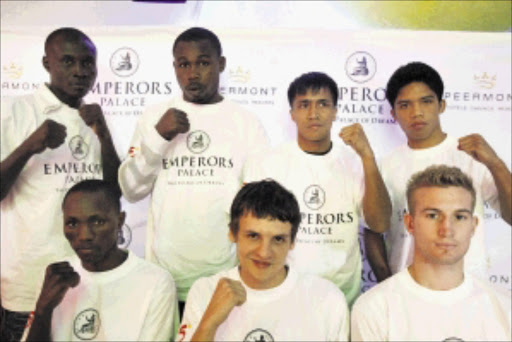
[0,27,119,341]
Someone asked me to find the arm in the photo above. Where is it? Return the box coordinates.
[363,228,391,282]
[339,123,392,233]
[118,108,189,202]
[79,104,120,190]
[1,119,66,201]
[26,262,80,342]
[138,274,178,342]
[458,134,511,225]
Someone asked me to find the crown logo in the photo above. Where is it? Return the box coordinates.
[474,72,496,89]
[3,63,23,80]
[229,67,250,83]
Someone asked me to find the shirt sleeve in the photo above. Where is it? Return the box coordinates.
[479,164,501,213]
[176,279,210,342]
[329,288,350,342]
[118,109,169,202]
[350,294,388,342]
[0,98,34,162]
[138,272,178,342]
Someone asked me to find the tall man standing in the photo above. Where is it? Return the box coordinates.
[119,27,268,310]
[243,72,391,306]
[0,28,120,341]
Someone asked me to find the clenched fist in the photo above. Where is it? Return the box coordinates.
[339,123,374,159]
[26,119,67,155]
[155,108,190,141]
[79,103,110,140]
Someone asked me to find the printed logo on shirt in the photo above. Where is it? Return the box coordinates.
[117,223,132,248]
[304,185,325,210]
[186,130,211,154]
[69,135,89,160]
[178,324,191,342]
[443,337,464,342]
[110,47,140,77]
[345,51,377,84]
[73,309,100,340]
[244,328,274,342]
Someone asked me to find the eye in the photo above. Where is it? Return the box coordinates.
[91,218,106,226]
[298,102,308,109]
[273,236,286,244]
[247,232,259,240]
[399,103,408,109]
[83,59,94,68]
[199,61,210,67]
[65,219,78,229]
[62,57,74,65]
[455,213,469,221]
[422,98,433,104]
[179,62,190,68]
[426,212,438,220]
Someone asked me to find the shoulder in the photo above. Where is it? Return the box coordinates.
[380,143,409,168]
[353,272,402,313]
[138,98,180,122]
[471,276,512,310]
[298,272,347,303]
[189,267,236,296]
[129,253,176,289]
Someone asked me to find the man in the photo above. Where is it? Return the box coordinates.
[23,180,177,341]
[243,72,391,306]
[0,28,120,341]
[365,61,511,281]
[351,165,511,341]
[178,180,349,341]
[118,27,268,310]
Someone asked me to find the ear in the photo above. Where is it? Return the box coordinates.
[470,215,478,236]
[404,213,414,235]
[172,60,178,71]
[439,99,446,114]
[228,227,236,243]
[118,211,127,230]
[390,108,397,118]
[219,56,226,73]
[42,56,50,72]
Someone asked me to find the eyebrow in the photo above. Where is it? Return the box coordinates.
[421,208,473,214]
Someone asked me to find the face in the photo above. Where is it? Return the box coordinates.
[43,35,97,108]
[290,87,337,152]
[230,213,295,290]
[405,186,477,268]
[391,82,446,149]
[63,191,126,272]
[173,40,226,104]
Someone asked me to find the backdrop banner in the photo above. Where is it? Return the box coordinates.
[2,26,510,292]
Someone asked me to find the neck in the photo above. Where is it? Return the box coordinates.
[185,93,223,105]
[297,138,332,154]
[83,248,128,273]
[408,259,464,291]
[47,84,81,109]
[408,131,447,149]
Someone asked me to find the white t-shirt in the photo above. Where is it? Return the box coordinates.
[178,266,349,342]
[25,251,177,342]
[118,97,268,301]
[380,135,500,276]
[0,85,103,312]
[351,268,511,341]
[243,141,364,306]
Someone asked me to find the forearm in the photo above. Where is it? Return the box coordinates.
[486,158,512,225]
[191,320,218,342]
[363,228,391,282]
[361,155,392,233]
[26,311,53,342]
[0,140,34,201]
[98,135,121,189]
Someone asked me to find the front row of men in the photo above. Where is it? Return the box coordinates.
[23,166,511,341]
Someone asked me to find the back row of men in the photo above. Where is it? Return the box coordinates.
[1,26,510,341]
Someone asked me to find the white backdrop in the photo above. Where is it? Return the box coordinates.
[1,26,511,292]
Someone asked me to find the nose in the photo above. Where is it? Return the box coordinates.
[78,224,94,242]
[438,217,454,238]
[307,104,318,120]
[256,239,272,259]
[187,63,200,80]
[411,102,424,118]
[74,63,88,78]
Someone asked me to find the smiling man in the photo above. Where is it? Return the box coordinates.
[243,72,391,306]
[118,27,268,314]
[178,180,349,342]
[24,180,177,341]
[351,165,511,341]
[364,61,511,282]
[0,28,120,341]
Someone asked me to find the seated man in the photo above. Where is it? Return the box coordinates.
[178,180,349,342]
[24,180,177,341]
[351,165,511,341]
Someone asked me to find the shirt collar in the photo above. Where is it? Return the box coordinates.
[37,84,84,115]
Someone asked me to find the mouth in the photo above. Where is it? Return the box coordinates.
[410,122,427,129]
[252,259,272,269]
[186,83,203,92]
[435,242,457,250]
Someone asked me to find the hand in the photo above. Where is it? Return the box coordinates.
[155,108,190,141]
[339,123,374,159]
[201,278,246,328]
[35,262,80,316]
[25,119,67,155]
[458,134,500,167]
[79,104,110,140]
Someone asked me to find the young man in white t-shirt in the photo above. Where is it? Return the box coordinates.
[178,180,349,342]
[23,180,177,341]
[0,28,120,341]
[352,165,511,341]
[118,27,268,312]
[244,72,391,305]
[365,62,511,281]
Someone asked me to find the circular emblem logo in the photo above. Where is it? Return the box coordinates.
[69,135,89,160]
[304,185,326,211]
[345,51,377,84]
[73,309,100,340]
[117,223,132,248]
[244,329,274,342]
[110,47,139,77]
[186,131,210,154]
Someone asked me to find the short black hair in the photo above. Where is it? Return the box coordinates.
[172,27,222,57]
[44,27,94,55]
[230,179,301,242]
[62,180,121,213]
[386,61,444,108]
[287,72,339,107]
